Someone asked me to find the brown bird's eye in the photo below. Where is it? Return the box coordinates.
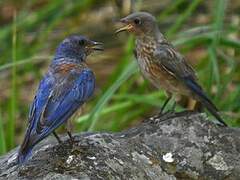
[134,18,141,25]
[79,39,85,46]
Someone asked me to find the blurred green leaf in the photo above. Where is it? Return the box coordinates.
[166,0,202,37]
[7,12,17,149]
[87,60,138,131]
[0,112,6,155]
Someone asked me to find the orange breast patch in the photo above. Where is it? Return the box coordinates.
[55,63,86,74]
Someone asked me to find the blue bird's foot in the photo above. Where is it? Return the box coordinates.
[53,131,63,144]
[67,131,79,145]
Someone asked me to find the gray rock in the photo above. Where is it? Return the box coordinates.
[0,111,239,180]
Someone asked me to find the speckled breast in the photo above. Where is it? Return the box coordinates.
[135,38,187,94]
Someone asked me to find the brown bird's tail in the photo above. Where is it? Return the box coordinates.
[198,96,227,127]
[184,78,227,127]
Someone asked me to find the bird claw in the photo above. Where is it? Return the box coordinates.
[158,109,165,116]
[67,132,80,146]
[53,131,63,144]
[158,108,175,116]
[150,111,177,124]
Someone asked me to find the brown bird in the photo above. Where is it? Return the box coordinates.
[116,12,227,126]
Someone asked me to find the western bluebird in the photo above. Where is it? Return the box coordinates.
[116,12,227,126]
[17,35,103,164]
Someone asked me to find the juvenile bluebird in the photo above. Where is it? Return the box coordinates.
[17,35,103,164]
[116,12,227,126]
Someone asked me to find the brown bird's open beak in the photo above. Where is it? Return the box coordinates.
[89,41,104,51]
[115,19,133,34]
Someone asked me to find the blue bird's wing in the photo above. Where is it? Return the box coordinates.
[35,68,95,135]
[18,66,95,163]
[34,67,95,139]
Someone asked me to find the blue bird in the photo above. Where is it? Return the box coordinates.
[17,35,103,164]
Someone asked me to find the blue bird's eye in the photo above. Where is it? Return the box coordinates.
[79,39,86,46]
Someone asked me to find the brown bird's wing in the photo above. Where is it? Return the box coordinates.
[153,43,227,127]
[153,43,197,81]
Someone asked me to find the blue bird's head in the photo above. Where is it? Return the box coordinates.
[54,35,103,62]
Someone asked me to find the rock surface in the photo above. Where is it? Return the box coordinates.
[0,111,239,180]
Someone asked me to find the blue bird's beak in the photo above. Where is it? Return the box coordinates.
[89,41,104,51]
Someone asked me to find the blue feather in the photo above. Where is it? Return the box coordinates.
[18,68,95,164]
[17,35,101,164]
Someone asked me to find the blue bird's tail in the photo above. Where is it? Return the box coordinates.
[17,134,33,164]
[17,148,32,165]
[184,77,227,127]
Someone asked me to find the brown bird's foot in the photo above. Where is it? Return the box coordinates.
[150,111,177,124]
[158,101,176,117]
[158,97,171,115]
[53,131,62,144]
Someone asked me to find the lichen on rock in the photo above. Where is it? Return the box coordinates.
[0,112,240,180]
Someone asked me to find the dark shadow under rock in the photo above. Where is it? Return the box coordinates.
[0,112,240,180]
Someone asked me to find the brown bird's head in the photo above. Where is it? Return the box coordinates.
[116,12,159,36]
